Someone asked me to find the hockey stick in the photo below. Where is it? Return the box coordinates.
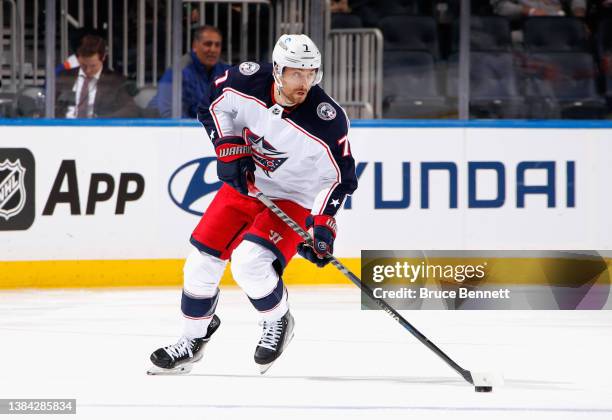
[246,178,494,390]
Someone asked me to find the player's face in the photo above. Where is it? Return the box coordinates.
[280,68,317,104]
[193,30,222,69]
[77,54,104,78]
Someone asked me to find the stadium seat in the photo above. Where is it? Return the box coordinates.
[596,19,612,98]
[523,52,606,119]
[15,87,45,118]
[0,92,16,118]
[446,52,526,118]
[331,13,363,29]
[358,0,419,27]
[524,17,590,52]
[443,0,494,17]
[598,53,612,99]
[597,18,612,55]
[383,50,449,118]
[134,86,160,118]
[379,15,439,57]
[451,16,512,52]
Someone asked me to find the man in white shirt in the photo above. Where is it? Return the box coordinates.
[55,35,138,119]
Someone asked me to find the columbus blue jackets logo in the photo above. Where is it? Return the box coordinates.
[239,62,260,76]
[243,128,288,177]
[317,102,336,121]
[0,159,26,220]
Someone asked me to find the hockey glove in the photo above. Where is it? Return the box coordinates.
[297,215,337,268]
[214,136,255,195]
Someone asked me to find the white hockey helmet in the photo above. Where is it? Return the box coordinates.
[272,34,322,87]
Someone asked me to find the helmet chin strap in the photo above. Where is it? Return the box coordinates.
[273,75,297,107]
[276,85,297,107]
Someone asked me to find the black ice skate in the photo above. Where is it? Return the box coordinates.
[147,314,220,375]
[254,311,295,374]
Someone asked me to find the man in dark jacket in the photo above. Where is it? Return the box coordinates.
[151,25,231,118]
[55,35,138,118]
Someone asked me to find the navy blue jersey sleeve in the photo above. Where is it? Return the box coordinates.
[325,132,358,216]
[304,108,357,216]
[313,128,358,217]
[196,68,232,143]
[197,62,271,144]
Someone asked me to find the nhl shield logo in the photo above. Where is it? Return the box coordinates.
[239,61,260,76]
[0,159,27,221]
[317,102,336,121]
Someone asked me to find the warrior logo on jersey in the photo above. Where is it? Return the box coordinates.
[0,159,27,221]
[317,102,336,121]
[243,128,288,177]
[239,62,260,76]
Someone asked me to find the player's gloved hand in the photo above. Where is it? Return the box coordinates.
[297,215,337,267]
[214,136,255,195]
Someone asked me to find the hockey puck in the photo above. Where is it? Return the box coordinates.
[475,386,493,393]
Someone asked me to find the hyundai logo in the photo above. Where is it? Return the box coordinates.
[168,157,222,216]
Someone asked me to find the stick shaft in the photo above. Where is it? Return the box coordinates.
[247,182,474,385]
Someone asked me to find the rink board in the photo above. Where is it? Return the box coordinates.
[1,120,611,287]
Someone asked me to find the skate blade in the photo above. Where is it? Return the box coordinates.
[257,332,295,375]
[147,342,209,376]
[258,362,273,375]
[147,364,193,376]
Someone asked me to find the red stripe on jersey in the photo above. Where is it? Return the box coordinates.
[284,118,341,179]
[223,87,267,107]
[284,118,341,214]
[211,88,267,137]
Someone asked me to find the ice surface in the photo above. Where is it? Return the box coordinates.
[0,287,611,419]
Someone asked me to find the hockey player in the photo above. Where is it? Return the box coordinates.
[148,34,357,375]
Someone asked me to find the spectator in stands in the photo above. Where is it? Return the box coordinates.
[492,0,586,44]
[330,0,352,13]
[151,25,231,118]
[588,0,612,19]
[491,0,586,18]
[55,27,107,75]
[55,35,139,118]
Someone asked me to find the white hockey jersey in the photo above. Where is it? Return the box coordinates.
[197,61,357,217]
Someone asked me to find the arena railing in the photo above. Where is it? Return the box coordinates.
[0,0,21,92]
[327,28,383,119]
[0,0,475,121]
